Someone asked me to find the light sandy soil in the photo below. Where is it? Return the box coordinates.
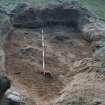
[4,27,94,105]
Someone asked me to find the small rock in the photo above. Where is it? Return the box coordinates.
[92,98,102,105]
[6,89,25,105]
[94,47,105,60]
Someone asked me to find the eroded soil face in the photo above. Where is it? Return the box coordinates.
[4,27,93,105]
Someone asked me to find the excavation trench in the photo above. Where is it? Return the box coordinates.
[4,26,93,105]
[3,3,96,105]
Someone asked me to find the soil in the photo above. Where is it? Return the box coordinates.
[4,27,93,105]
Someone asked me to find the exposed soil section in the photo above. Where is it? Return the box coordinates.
[4,27,93,105]
[9,3,93,31]
[0,1,105,105]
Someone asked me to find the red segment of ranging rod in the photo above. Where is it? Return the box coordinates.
[40,29,52,78]
[40,70,52,78]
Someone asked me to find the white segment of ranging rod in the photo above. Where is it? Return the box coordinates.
[42,29,45,70]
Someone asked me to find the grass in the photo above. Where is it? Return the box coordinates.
[80,0,105,19]
[0,0,105,21]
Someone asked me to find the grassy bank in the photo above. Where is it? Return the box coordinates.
[0,0,105,20]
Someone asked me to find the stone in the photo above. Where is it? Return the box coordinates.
[5,88,25,105]
[93,47,105,60]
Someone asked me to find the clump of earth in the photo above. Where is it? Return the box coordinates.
[0,1,105,105]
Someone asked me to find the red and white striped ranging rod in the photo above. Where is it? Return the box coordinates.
[42,29,45,71]
[40,29,52,78]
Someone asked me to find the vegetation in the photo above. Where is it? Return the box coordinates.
[0,0,105,22]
